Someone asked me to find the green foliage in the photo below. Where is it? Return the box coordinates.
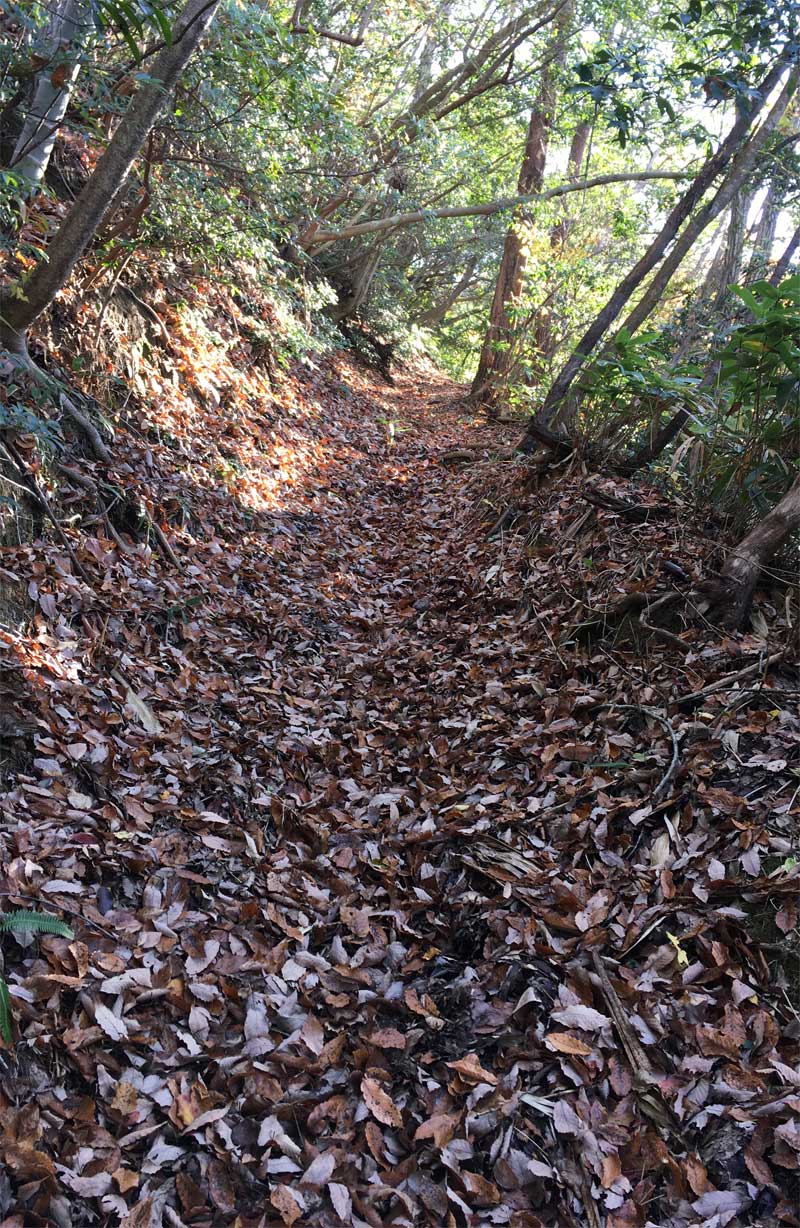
[579,328,707,441]
[0,909,74,937]
[696,277,800,516]
[0,976,11,1045]
[0,910,73,1045]
[573,277,799,526]
[0,402,63,450]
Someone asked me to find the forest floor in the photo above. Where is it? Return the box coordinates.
[1,318,799,1228]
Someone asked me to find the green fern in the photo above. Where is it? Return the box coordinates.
[0,910,74,939]
[0,976,12,1044]
[0,911,73,1045]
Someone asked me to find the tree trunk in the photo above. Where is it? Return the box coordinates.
[328,224,393,323]
[747,179,780,278]
[700,216,730,299]
[9,0,90,188]
[468,100,551,406]
[770,223,800,283]
[470,14,569,411]
[0,0,221,360]
[417,255,478,326]
[711,188,754,305]
[529,117,591,380]
[518,58,791,449]
[703,475,800,626]
[616,76,795,342]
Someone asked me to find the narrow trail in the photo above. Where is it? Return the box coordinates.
[1,358,797,1228]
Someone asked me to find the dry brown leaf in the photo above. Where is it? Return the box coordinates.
[545,1031,592,1056]
[446,1054,497,1085]
[361,1075,403,1128]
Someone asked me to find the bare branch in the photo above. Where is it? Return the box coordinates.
[303,172,689,248]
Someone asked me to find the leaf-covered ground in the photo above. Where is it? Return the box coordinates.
[0,282,798,1228]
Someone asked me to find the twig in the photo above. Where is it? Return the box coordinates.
[91,250,135,352]
[599,703,680,804]
[579,1164,602,1228]
[104,517,137,556]
[486,505,519,537]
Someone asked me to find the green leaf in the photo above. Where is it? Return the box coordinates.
[0,910,74,939]
[0,976,12,1045]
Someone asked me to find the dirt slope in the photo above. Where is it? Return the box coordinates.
[0,326,798,1228]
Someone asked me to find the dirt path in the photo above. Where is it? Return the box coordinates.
[1,360,797,1228]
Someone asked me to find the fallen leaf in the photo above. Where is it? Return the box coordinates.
[361,1075,403,1127]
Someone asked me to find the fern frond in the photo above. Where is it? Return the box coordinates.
[0,976,12,1044]
[0,910,74,939]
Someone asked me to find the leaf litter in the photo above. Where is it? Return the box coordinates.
[0,276,798,1227]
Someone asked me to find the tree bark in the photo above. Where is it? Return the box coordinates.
[0,0,221,360]
[417,255,479,326]
[9,0,90,188]
[529,117,591,380]
[329,230,391,322]
[518,58,792,449]
[770,224,800,283]
[707,188,754,305]
[469,57,560,409]
[305,172,688,248]
[747,178,780,278]
[703,475,800,626]
[615,74,795,341]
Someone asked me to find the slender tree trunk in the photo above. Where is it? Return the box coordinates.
[549,119,590,249]
[529,117,591,380]
[413,0,454,104]
[418,255,478,326]
[710,188,754,305]
[700,217,730,299]
[518,59,792,449]
[470,13,569,411]
[9,0,90,188]
[771,224,800,282]
[747,179,780,278]
[703,475,800,626]
[0,0,221,360]
[617,76,795,341]
[328,206,398,322]
[469,96,552,406]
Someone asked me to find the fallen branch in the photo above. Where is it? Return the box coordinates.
[146,514,181,566]
[439,448,487,464]
[678,651,788,709]
[581,489,669,522]
[590,951,655,1081]
[591,951,684,1137]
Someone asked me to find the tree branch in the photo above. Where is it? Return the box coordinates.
[304,171,688,248]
